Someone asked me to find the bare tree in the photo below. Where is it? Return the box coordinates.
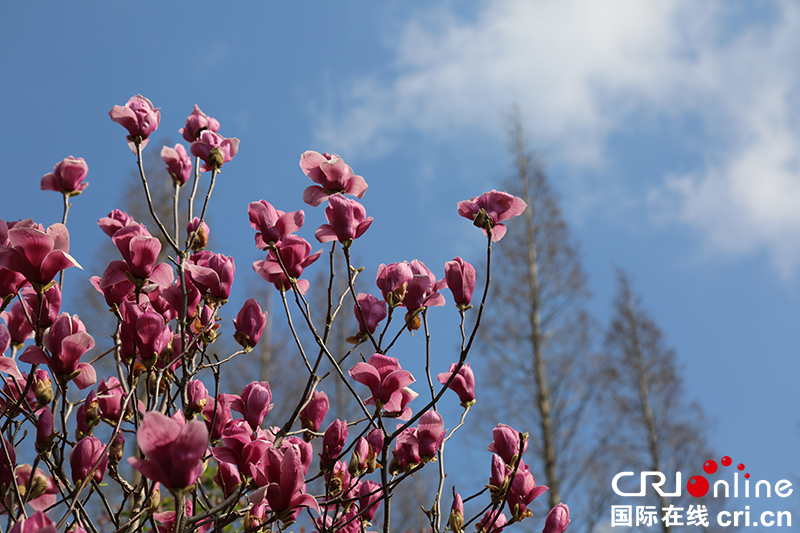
[477,108,597,516]
[598,270,724,533]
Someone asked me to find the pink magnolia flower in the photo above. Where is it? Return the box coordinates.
[213,462,241,498]
[418,410,446,460]
[154,498,211,533]
[0,223,81,286]
[89,262,135,309]
[187,380,209,415]
[203,394,233,442]
[119,301,172,364]
[1,299,35,346]
[358,480,383,522]
[253,234,321,294]
[20,313,96,389]
[41,156,89,196]
[507,463,549,521]
[259,445,319,525]
[299,390,328,436]
[457,190,527,242]
[375,261,414,308]
[160,144,192,186]
[300,151,368,207]
[350,354,415,414]
[187,217,210,252]
[191,130,240,172]
[185,251,235,302]
[8,511,57,533]
[543,503,570,533]
[180,104,220,142]
[36,408,55,454]
[14,464,58,511]
[478,510,508,533]
[320,418,348,471]
[315,194,373,246]
[352,293,386,341]
[0,324,9,355]
[445,257,476,309]
[391,427,421,473]
[232,298,267,352]
[449,493,465,533]
[437,362,476,407]
[128,411,208,492]
[97,209,136,238]
[230,381,274,430]
[109,95,161,153]
[488,424,527,465]
[97,377,130,422]
[405,259,447,311]
[110,223,167,280]
[20,284,62,330]
[248,200,304,249]
[70,436,108,485]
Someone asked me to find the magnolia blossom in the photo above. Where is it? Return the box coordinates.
[110,223,163,281]
[351,293,386,342]
[375,261,414,307]
[253,235,321,294]
[299,390,329,436]
[70,436,108,485]
[8,511,57,533]
[320,419,348,471]
[0,223,81,286]
[187,217,210,251]
[445,257,476,309]
[358,480,383,523]
[233,298,267,352]
[405,259,447,311]
[128,411,208,492]
[300,151,368,207]
[180,104,221,142]
[457,190,527,242]
[185,251,235,302]
[191,130,240,172]
[478,510,508,533]
[315,194,373,246]
[160,144,192,186]
[41,156,88,196]
[230,381,273,430]
[437,362,476,407]
[97,209,136,238]
[20,313,96,389]
[544,503,570,533]
[488,423,527,465]
[417,410,446,460]
[248,200,304,249]
[449,493,465,533]
[109,94,161,153]
[257,445,319,524]
[350,354,415,414]
[507,464,549,520]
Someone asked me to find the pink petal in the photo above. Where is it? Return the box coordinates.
[314,224,337,243]
[302,185,329,207]
[73,362,97,389]
[137,412,182,456]
[345,174,368,199]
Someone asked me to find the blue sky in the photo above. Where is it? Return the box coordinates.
[3,0,800,527]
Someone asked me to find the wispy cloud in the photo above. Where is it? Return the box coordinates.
[316,0,800,274]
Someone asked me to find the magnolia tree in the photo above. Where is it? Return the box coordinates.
[0,95,571,533]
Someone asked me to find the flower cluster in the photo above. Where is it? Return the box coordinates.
[0,94,569,533]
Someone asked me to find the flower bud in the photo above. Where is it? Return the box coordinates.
[34,371,53,406]
[36,409,55,456]
[109,433,124,467]
[449,493,464,533]
[543,503,570,533]
[187,380,208,416]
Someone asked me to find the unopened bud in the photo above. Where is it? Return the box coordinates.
[34,376,53,406]
[109,434,124,467]
[146,486,161,515]
[208,147,224,170]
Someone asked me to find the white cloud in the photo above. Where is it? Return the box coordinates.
[316,0,800,274]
